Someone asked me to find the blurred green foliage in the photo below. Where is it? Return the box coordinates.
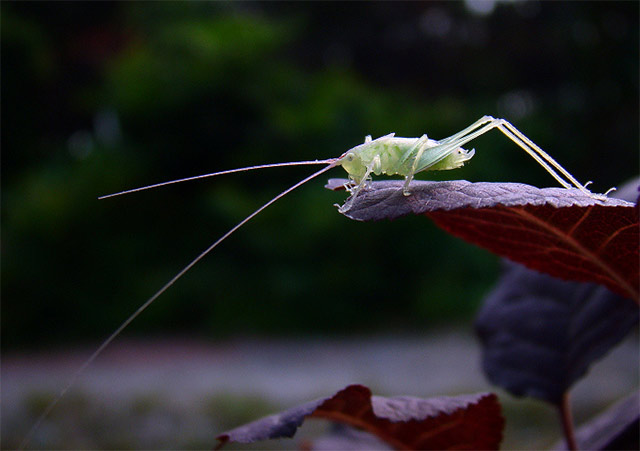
[2,2,638,348]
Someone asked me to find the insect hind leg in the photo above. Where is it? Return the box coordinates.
[439,115,495,145]
[493,118,597,195]
[442,116,601,197]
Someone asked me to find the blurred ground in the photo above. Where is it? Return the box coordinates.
[3,329,637,449]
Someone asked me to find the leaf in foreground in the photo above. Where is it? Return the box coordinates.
[475,262,639,404]
[327,179,638,301]
[216,384,504,450]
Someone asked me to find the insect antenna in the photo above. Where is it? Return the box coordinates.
[21,160,339,450]
[99,159,336,199]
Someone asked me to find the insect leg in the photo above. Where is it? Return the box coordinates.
[494,119,596,195]
[436,117,595,195]
[438,115,495,145]
[398,134,429,166]
[339,156,380,212]
[453,120,574,189]
[403,136,433,195]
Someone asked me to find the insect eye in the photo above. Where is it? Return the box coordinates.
[346,152,355,162]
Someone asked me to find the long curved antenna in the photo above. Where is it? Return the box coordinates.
[99,159,336,199]
[20,161,338,450]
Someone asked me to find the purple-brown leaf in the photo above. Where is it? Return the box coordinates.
[327,179,639,301]
[476,262,639,404]
[216,384,504,450]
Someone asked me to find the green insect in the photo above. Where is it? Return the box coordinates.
[22,116,607,448]
[101,115,602,207]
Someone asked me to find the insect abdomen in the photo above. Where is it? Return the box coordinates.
[369,138,422,176]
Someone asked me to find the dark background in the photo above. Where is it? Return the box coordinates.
[3,1,638,349]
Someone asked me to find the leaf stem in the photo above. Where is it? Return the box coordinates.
[559,392,578,450]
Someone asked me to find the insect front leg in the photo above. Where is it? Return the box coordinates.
[339,156,380,213]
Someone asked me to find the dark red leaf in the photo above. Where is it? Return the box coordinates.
[327,179,639,301]
[216,384,504,450]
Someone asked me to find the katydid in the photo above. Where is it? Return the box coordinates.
[21,115,608,448]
